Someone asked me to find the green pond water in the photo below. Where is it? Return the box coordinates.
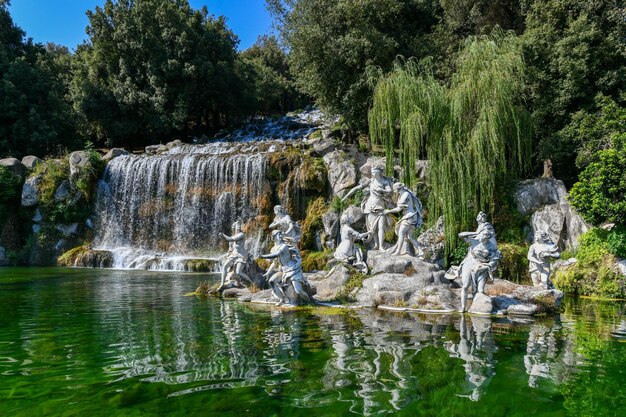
[1,268,625,417]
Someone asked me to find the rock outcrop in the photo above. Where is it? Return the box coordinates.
[21,175,41,207]
[322,150,357,196]
[102,148,129,161]
[0,157,27,178]
[21,155,43,169]
[515,178,589,249]
[417,216,445,266]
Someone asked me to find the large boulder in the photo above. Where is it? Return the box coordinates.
[145,144,168,155]
[102,148,129,162]
[21,155,43,169]
[21,175,41,207]
[515,178,589,249]
[54,180,71,202]
[485,278,564,314]
[69,151,89,178]
[417,216,445,266]
[323,150,358,196]
[468,293,493,315]
[321,210,340,248]
[366,250,443,278]
[308,266,351,301]
[0,157,27,178]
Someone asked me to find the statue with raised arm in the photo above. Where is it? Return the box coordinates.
[454,212,502,312]
[341,165,394,250]
[260,230,311,306]
[217,221,252,292]
[384,182,423,257]
[528,231,560,289]
[269,205,302,243]
[333,213,369,273]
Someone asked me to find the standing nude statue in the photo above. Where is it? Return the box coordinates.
[385,182,423,257]
[342,165,394,250]
[455,212,502,312]
[527,231,560,289]
[269,205,302,243]
[260,231,311,306]
[217,221,252,292]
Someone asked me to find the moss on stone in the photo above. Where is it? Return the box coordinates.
[57,243,90,267]
[301,249,333,271]
[300,197,328,251]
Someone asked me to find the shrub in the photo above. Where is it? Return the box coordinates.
[498,243,529,284]
[569,138,626,225]
[553,228,626,299]
[607,225,626,258]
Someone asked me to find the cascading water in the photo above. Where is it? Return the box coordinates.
[90,109,331,271]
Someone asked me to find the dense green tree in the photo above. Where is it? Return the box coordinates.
[240,35,305,114]
[559,93,626,170]
[71,0,250,147]
[522,0,626,182]
[0,1,80,158]
[569,134,626,226]
[268,0,440,129]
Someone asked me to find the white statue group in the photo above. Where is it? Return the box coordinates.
[216,165,560,311]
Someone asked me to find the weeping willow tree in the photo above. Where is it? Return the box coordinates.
[369,30,532,255]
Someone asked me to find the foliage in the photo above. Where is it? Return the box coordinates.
[240,35,306,114]
[607,225,626,259]
[301,249,332,271]
[338,271,368,303]
[369,30,532,256]
[300,196,327,251]
[0,166,22,207]
[559,94,626,170]
[523,0,626,183]
[569,138,626,225]
[498,243,529,284]
[70,0,252,147]
[553,228,626,299]
[0,3,80,158]
[74,143,105,201]
[34,159,69,208]
[268,0,440,129]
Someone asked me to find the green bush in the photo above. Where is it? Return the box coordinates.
[553,228,626,299]
[35,159,70,208]
[0,166,23,225]
[498,243,529,284]
[569,138,626,225]
[607,225,626,258]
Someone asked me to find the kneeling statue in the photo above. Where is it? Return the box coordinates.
[333,213,369,273]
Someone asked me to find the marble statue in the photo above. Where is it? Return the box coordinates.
[217,221,252,292]
[269,205,302,243]
[342,165,394,250]
[385,182,423,257]
[333,213,369,273]
[261,230,311,306]
[527,231,560,289]
[455,212,502,312]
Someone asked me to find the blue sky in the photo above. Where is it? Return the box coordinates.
[8,0,274,51]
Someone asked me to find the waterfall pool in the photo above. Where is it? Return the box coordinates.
[1,267,625,416]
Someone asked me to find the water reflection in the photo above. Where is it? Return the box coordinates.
[1,270,626,416]
[444,316,496,401]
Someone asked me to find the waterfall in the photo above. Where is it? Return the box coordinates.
[93,143,272,270]
[88,109,333,271]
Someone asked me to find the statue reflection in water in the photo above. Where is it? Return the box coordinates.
[445,315,496,401]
